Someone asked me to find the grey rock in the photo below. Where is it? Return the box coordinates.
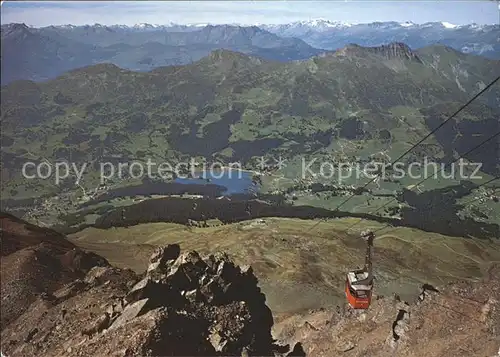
[185,289,201,303]
[109,298,151,331]
[82,313,110,336]
[124,278,154,304]
[24,328,38,342]
[241,346,250,357]
[208,331,228,352]
[84,266,113,285]
[336,340,355,352]
[147,244,181,275]
[106,301,124,319]
[200,278,222,304]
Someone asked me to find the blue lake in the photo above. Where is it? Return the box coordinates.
[174,169,256,195]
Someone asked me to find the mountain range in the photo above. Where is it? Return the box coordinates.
[2,17,500,357]
[2,20,499,84]
[2,42,499,201]
[1,23,324,84]
[262,19,500,59]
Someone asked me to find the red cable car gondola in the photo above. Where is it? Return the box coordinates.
[345,231,375,309]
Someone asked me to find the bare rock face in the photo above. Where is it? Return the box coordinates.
[1,243,288,357]
[108,298,151,331]
[117,245,277,356]
[335,42,422,62]
[0,242,111,330]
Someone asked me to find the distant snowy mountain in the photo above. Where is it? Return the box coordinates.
[57,21,497,60]
[261,20,499,59]
[2,20,498,84]
[440,21,458,29]
[400,21,416,28]
[1,23,325,84]
[263,19,352,34]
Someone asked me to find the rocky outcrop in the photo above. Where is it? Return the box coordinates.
[1,242,299,356]
[335,42,422,62]
[0,211,76,256]
[273,268,500,357]
[3,214,499,357]
[109,244,282,355]
[1,228,110,329]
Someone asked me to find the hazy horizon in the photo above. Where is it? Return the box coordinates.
[1,1,499,28]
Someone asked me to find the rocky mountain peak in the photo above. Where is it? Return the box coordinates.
[204,49,263,67]
[1,23,32,39]
[208,48,244,60]
[200,24,266,45]
[336,42,422,62]
[0,217,302,357]
[373,42,419,59]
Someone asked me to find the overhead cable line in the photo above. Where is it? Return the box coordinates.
[346,131,500,232]
[349,191,499,238]
[331,75,500,213]
[367,179,499,236]
[307,75,500,233]
[370,190,500,236]
[370,178,499,235]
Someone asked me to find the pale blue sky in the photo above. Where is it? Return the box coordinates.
[1,1,499,27]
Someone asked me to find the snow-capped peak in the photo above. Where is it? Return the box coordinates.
[110,25,130,29]
[463,23,489,31]
[133,23,161,29]
[441,21,458,29]
[400,21,415,28]
[261,18,352,31]
[298,18,352,29]
[308,19,347,27]
[50,24,76,29]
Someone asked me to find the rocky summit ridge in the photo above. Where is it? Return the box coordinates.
[1,214,500,357]
[1,236,303,356]
[334,42,422,62]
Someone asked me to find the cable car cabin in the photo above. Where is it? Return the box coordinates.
[345,231,375,309]
[345,270,373,309]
